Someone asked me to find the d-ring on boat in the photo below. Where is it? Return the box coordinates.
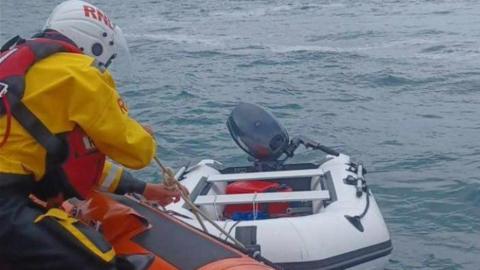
[167,103,393,270]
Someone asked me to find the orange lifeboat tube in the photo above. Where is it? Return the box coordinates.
[69,192,275,270]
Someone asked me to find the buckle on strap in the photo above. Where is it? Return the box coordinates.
[0,82,8,98]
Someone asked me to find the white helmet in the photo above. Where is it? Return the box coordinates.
[44,0,127,68]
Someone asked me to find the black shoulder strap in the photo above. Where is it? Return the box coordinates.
[0,35,25,53]
[0,36,73,164]
[4,79,67,163]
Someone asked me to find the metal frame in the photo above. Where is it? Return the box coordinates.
[206,168,325,182]
[194,190,330,205]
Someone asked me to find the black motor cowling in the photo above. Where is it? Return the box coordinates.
[227,103,289,161]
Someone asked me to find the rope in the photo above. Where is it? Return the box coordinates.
[225,220,241,241]
[357,188,371,219]
[154,157,208,232]
[153,156,246,249]
[252,192,258,221]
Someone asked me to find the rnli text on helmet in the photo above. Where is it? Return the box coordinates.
[83,5,113,30]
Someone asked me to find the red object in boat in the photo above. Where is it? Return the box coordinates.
[224,180,292,218]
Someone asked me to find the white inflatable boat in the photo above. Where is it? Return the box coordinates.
[166,103,392,269]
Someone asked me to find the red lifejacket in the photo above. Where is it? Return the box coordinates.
[0,33,106,199]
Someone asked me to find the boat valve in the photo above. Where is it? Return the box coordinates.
[346,162,367,175]
[344,164,368,198]
[355,164,365,197]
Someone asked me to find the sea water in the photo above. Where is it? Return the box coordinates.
[1,0,479,269]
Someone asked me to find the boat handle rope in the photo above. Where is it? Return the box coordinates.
[357,189,370,219]
[224,220,241,241]
[252,192,258,221]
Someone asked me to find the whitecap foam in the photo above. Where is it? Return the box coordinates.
[127,33,224,47]
[210,4,299,18]
[268,45,342,53]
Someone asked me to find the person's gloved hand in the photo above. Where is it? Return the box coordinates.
[143,183,188,206]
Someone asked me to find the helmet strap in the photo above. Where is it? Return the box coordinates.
[103,53,116,69]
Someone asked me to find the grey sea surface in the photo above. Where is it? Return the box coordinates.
[1,0,480,269]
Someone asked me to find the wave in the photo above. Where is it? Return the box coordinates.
[209,5,293,18]
[266,38,439,55]
[268,45,343,54]
[209,2,346,19]
[127,33,224,47]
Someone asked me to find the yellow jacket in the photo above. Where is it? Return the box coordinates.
[0,52,155,189]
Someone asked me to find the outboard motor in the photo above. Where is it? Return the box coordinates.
[227,103,289,163]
